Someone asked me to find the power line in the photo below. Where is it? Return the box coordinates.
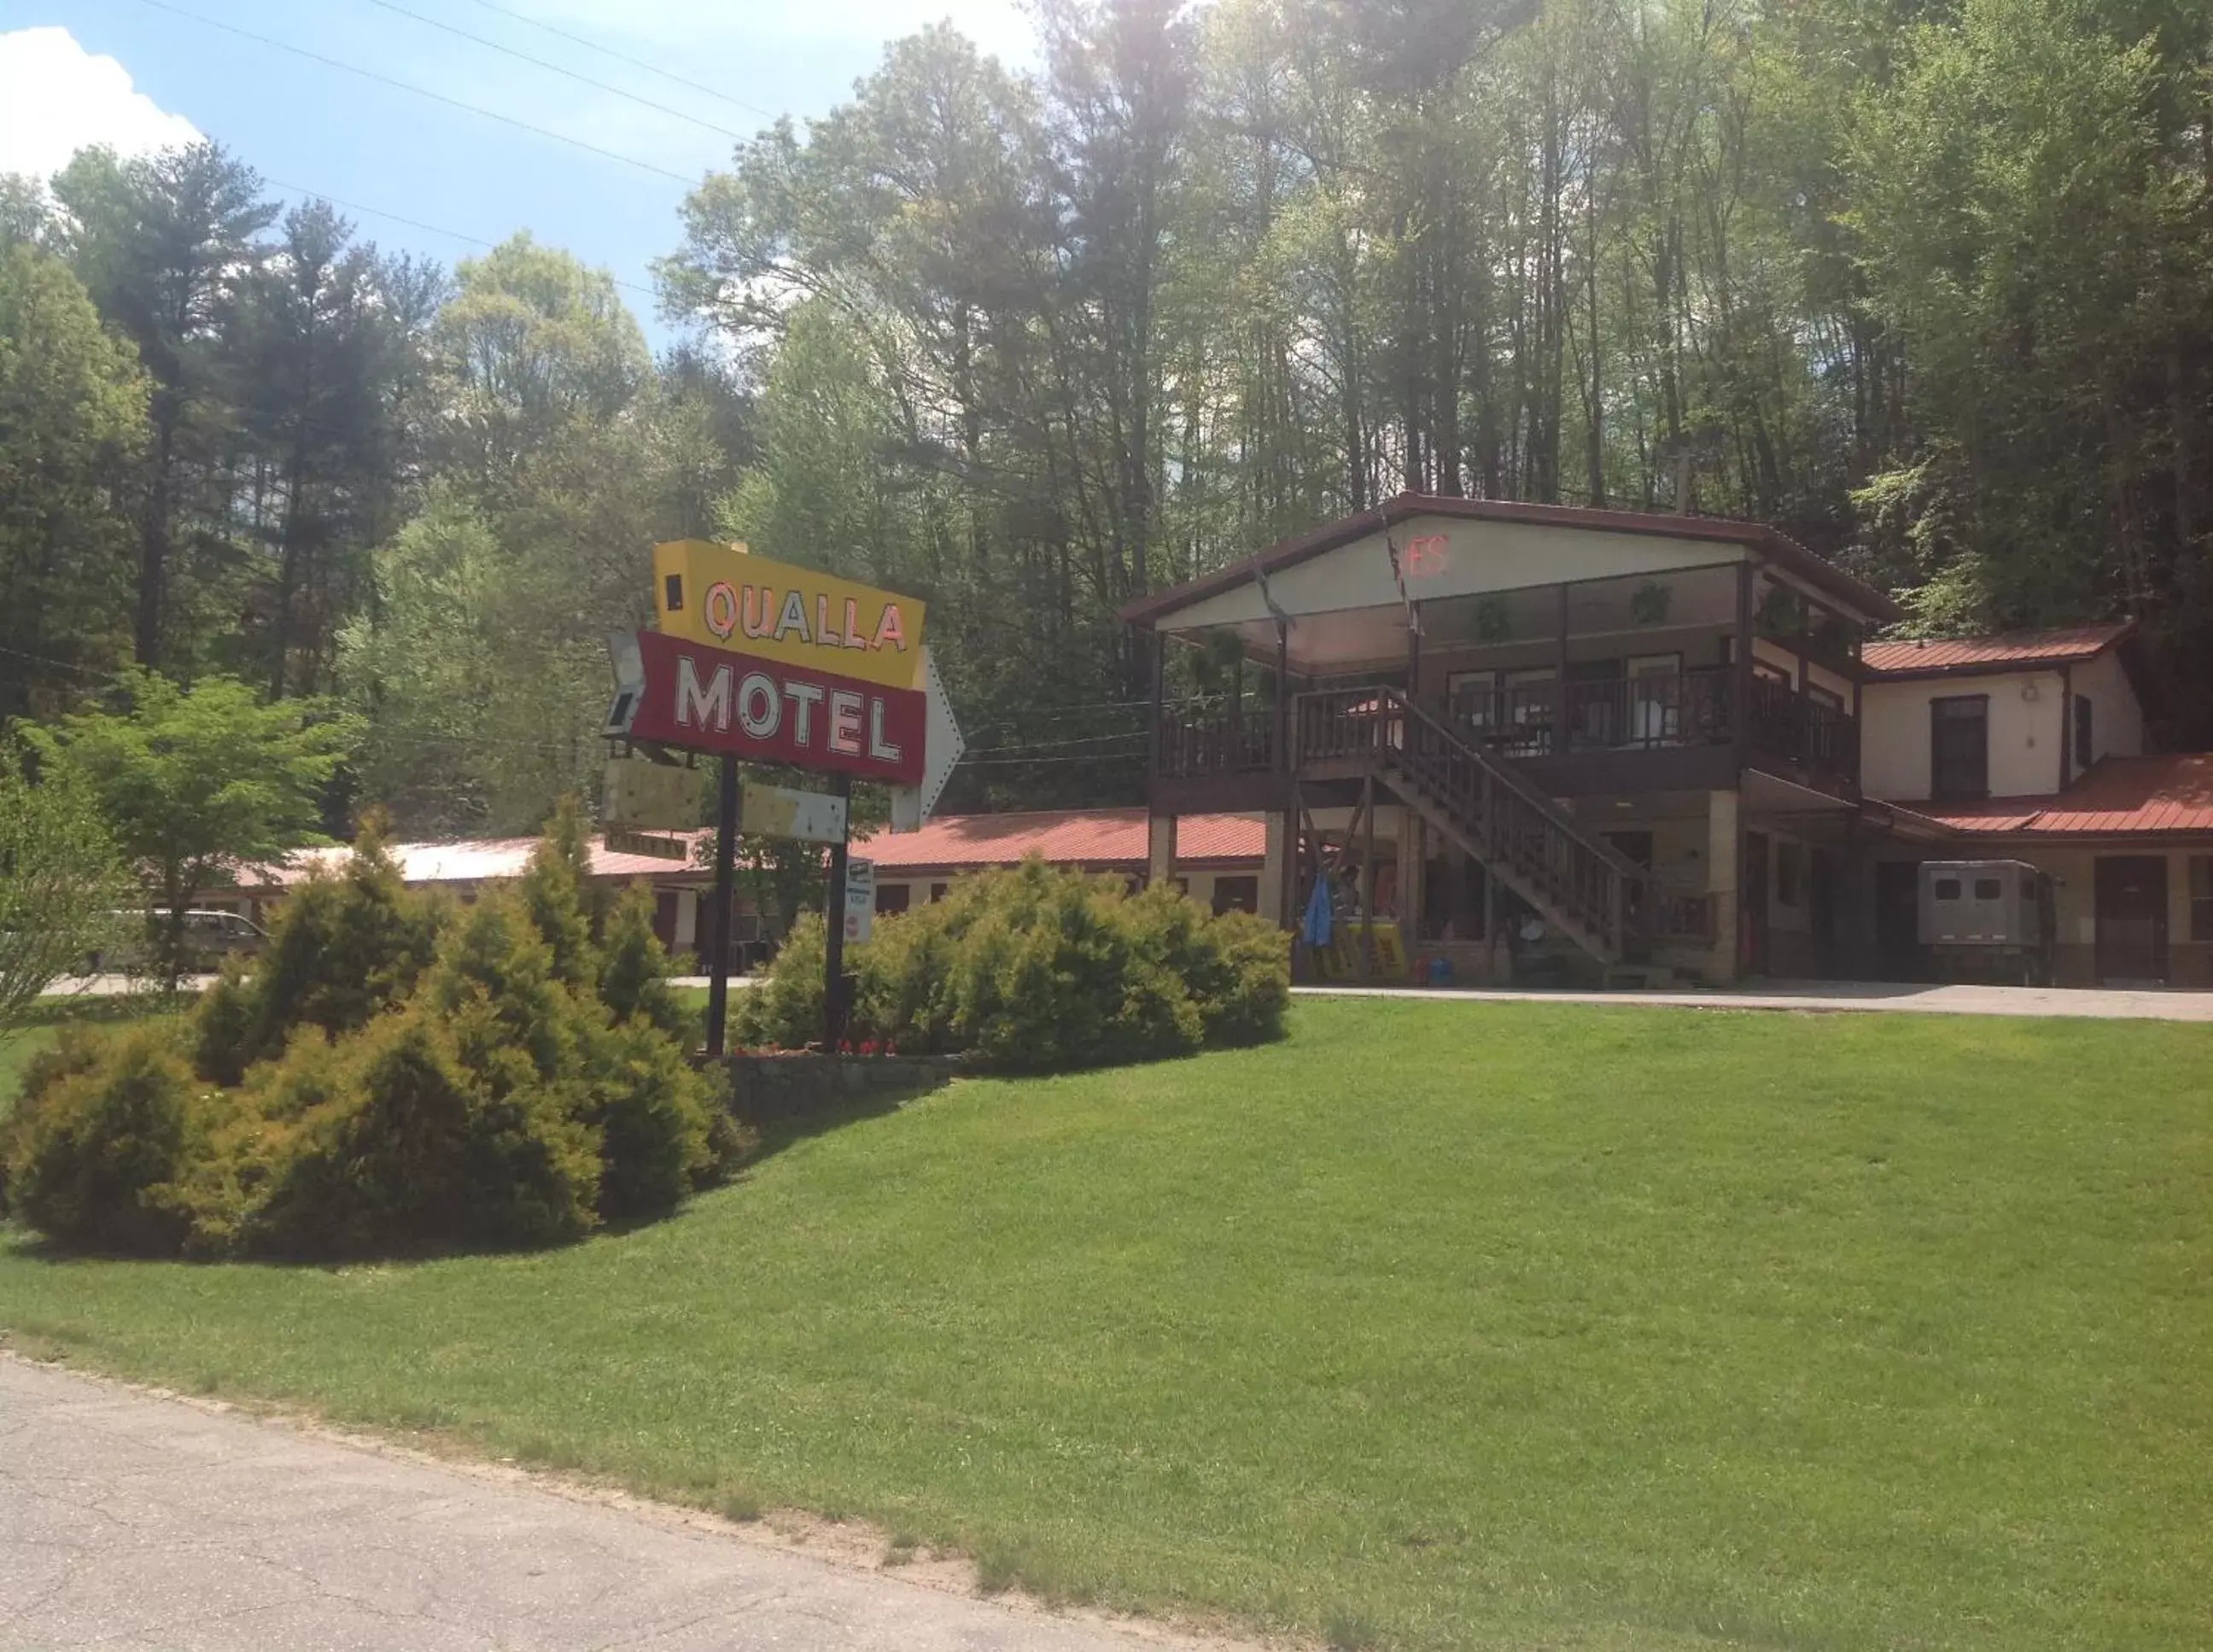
[259,175,660,300]
[356,0,751,143]
[457,0,781,124]
[129,0,701,185]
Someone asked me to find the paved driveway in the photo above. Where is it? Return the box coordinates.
[1295,979,2213,1021]
[0,1357,1231,1652]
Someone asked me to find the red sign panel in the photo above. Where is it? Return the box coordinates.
[629,630,926,785]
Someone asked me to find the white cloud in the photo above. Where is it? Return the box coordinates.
[0,26,201,184]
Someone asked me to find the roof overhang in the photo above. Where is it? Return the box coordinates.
[1122,495,1902,631]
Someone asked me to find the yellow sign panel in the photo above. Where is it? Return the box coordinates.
[1310,920,1410,981]
[652,540,926,692]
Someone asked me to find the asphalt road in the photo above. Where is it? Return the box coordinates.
[0,1357,1231,1652]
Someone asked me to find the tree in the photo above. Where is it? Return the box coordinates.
[23,669,360,986]
[0,742,132,1030]
[0,239,149,718]
[51,143,277,670]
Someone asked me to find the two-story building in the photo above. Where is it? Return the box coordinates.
[1125,495,2212,989]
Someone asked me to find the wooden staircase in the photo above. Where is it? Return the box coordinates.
[1295,687,1650,968]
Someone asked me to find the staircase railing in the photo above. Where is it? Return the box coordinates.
[1295,687,1647,960]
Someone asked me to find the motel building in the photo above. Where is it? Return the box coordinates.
[1124,495,2213,989]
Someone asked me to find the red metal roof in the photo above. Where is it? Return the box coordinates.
[855,808,1265,872]
[1861,622,2131,677]
[1919,753,2213,837]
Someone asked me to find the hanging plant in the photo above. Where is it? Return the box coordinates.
[1629,581,1673,626]
[1474,597,1513,643]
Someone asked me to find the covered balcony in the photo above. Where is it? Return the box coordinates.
[1148,555,1872,809]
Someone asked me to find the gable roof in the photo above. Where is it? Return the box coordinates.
[1861,621,2133,678]
[1915,753,2213,837]
[1119,493,1903,628]
[855,808,1264,872]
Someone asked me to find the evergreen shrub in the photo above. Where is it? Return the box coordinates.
[734,857,1291,1071]
[3,804,748,1260]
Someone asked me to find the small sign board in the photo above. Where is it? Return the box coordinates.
[604,826,691,861]
[742,779,848,844]
[604,757,699,829]
[843,858,876,946]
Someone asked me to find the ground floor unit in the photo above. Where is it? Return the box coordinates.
[1148,753,2213,989]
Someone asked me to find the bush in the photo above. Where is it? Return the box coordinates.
[249,1007,601,1258]
[742,859,1290,1071]
[599,882,692,1041]
[731,911,830,1051]
[10,806,741,1260]
[192,815,441,1085]
[2,1022,205,1254]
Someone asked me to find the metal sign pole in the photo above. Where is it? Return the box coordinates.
[821,772,853,1048]
[704,753,741,1056]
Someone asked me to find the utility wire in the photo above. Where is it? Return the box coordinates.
[260,175,659,299]
[129,0,700,185]
[356,0,751,142]
[457,0,780,123]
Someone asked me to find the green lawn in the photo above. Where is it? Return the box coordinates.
[3,1000,2209,1650]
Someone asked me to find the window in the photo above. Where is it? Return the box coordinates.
[1930,696,1989,800]
[2074,694,2095,768]
[1804,681,1844,713]
[1934,878,1963,901]
[1974,878,2002,901]
[1212,876,1260,916]
[1776,842,1804,907]
[2193,858,2213,943]
[874,883,911,915]
[929,882,949,903]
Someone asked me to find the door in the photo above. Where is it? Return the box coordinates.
[1875,861,1924,981]
[2094,856,2168,985]
[1626,653,1683,747]
[1742,831,1771,976]
[1809,847,1839,972]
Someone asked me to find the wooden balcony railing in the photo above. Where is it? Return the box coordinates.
[1156,699,1276,779]
[1157,669,1856,785]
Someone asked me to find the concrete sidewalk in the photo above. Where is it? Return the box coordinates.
[1294,979,2213,1021]
[0,1357,1233,1652]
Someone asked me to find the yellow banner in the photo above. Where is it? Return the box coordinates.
[652,540,926,692]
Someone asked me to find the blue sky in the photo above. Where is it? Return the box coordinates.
[0,0,1033,344]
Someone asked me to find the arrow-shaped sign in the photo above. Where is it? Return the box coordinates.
[889,647,964,831]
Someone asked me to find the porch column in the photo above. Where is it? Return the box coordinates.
[1148,810,1177,890]
[1708,788,1741,984]
[1261,811,1290,926]
[1553,582,1571,754]
[1733,560,1756,766]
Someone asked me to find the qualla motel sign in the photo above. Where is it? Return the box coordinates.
[604,540,965,1052]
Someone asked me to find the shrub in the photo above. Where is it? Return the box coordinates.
[192,815,441,1084]
[744,859,1290,1071]
[2,1022,205,1254]
[583,1016,719,1219]
[731,911,830,1051]
[249,1007,601,1259]
[520,795,604,989]
[599,882,692,1042]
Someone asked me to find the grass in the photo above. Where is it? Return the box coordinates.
[3,998,2210,1650]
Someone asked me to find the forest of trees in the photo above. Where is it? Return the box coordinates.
[3,0,2210,836]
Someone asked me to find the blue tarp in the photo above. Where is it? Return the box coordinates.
[1300,876,1334,948]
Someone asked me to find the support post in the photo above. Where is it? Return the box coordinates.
[1553,582,1571,756]
[821,771,853,1048]
[1482,857,1498,983]
[1147,629,1165,779]
[1358,773,1377,979]
[2058,663,2073,789]
[1734,559,1756,768]
[1274,621,1290,776]
[704,754,741,1057]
